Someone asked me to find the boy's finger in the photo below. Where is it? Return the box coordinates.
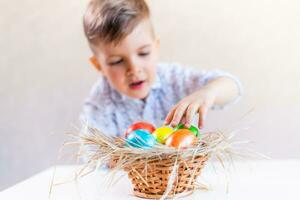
[181,116,187,125]
[171,103,189,127]
[185,103,199,128]
[198,105,208,129]
[164,105,178,125]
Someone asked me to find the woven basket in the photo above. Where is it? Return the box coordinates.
[123,153,210,199]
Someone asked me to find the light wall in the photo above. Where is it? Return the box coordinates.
[1,0,299,191]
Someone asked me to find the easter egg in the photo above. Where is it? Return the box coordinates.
[152,126,174,144]
[125,122,156,138]
[126,129,156,149]
[174,123,200,137]
[165,129,198,149]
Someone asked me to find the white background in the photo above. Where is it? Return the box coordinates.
[1,0,299,191]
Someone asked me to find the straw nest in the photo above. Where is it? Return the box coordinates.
[64,124,250,199]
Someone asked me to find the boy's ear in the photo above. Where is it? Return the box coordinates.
[89,56,101,71]
[155,38,160,49]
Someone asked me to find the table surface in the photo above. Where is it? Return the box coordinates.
[1,160,300,200]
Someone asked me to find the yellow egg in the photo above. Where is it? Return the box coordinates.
[152,126,174,144]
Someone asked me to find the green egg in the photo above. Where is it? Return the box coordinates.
[174,123,185,131]
[188,125,200,137]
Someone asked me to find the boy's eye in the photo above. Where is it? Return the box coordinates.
[109,59,123,65]
[139,51,150,56]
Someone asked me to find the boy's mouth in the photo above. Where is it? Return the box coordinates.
[129,80,145,90]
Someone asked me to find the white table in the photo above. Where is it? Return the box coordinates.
[1,160,300,200]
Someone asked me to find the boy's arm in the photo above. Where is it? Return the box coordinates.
[163,64,242,129]
[200,76,240,106]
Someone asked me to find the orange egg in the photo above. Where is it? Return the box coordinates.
[165,129,198,149]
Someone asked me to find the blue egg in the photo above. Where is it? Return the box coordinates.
[126,129,156,149]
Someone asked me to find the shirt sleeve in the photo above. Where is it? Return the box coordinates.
[79,77,120,137]
[79,111,113,170]
[78,96,117,165]
[79,101,118,137]
[166,63,243,110]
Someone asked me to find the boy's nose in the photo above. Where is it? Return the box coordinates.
[127,60,142,76]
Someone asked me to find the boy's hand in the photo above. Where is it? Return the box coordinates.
[164,87,217,129]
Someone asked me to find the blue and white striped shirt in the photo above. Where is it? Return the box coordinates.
[80,63,242,137]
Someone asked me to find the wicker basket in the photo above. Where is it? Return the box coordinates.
[75,127,233,199]
[123,153,210,199]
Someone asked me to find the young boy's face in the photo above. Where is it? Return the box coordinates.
[91,20,159,100]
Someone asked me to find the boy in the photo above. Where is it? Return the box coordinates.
[80,0,242,137]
